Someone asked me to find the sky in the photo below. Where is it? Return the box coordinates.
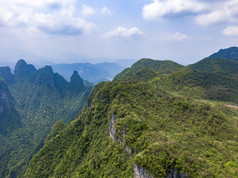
[0,0,238,66]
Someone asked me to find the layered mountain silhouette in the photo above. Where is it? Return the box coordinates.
[52,62,124,84]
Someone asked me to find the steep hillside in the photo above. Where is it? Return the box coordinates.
[154,58,238,103]
[0,60,93,177]
[209,47,238,61]
[113,58,183,81]
[25,81,238,177]
[0,67,14,83]
[0,79,21,135]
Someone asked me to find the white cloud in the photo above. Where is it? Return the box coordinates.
[82,5,95,16]
[196,0,238,26]
[0,0,95,35]
[161,32,189,42]
[142,0,207,20]
[101,6,111,15]
[223,26,238,36]
[101,26,143,40]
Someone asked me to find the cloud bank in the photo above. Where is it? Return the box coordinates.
[142,0,207,20]
[0,0,95,35]
[223,26,238,36]
[101,26,143,40]
[196,0,238,26]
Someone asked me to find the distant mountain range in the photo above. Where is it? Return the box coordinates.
[52,62,125,84]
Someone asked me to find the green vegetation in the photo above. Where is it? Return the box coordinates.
[152,58,238,103]
[113,58,183,81]
[0,60,92,177]
[208,46,238,61]
[3,47,238,177]
[0,79,21,136]
[25,80,238,177]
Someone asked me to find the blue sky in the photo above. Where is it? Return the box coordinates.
[0,0,238,65]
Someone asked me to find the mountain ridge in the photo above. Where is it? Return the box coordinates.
[208,47,238,61]
[25,47,238,177]
[113,58,184,82]
[0,59,93,177]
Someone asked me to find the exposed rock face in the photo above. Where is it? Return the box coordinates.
[134,164,154,178]
[0,67,14,83]
[109,114,117,141]
[166,169,186,178]
[109,114,133,154]
[0,80,21,135]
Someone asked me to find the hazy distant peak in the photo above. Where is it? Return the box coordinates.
[208,46,238,61]
[14,59,37,79]
[39,65,54,74]
[70,71,83,84]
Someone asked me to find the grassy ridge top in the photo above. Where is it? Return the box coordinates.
[152,58,238,103]
[113,58,183,82]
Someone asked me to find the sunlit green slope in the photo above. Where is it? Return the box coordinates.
[113,58,183,82]
[25,81,238,177]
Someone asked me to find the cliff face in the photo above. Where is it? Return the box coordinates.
[134,164,154,178]
[0,67,14,83]
[0,79,21,135]
[0,60,93,177]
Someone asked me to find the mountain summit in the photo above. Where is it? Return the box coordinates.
[14,59,37,80]
[208,47,238,61]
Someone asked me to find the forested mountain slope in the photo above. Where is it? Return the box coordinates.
[25,56,238,177]
[154,57,238,103]
[0,60,92,177]
[113,58,183,82]
[0,78,21,136]
[208,47,238,61]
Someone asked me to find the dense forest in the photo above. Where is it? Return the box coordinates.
[0,60,92,177]
[24,47,238,177]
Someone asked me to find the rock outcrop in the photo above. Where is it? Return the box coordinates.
[109,114,117,141]
[166,169,186,178]
[134,164,154,178]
